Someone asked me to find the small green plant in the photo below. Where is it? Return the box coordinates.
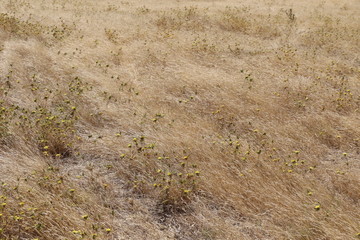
[104,28,120,44]
[0,105,10,145]
[191,36,216,53]
[285,9,296,22]
[136,6,150,14]
[152,157,201,213]
[0,13,43,38]
[0,168,113,239]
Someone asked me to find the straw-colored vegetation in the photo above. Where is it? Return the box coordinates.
[0,0,359,239]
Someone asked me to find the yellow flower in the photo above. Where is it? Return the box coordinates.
[187,173,194,178]
[13,216,22,221]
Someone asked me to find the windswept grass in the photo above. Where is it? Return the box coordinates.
[0,0,359,239]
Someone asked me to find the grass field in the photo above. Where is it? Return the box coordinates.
[0,0,359,239]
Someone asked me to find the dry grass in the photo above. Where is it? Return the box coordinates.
[0,0,359,239]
